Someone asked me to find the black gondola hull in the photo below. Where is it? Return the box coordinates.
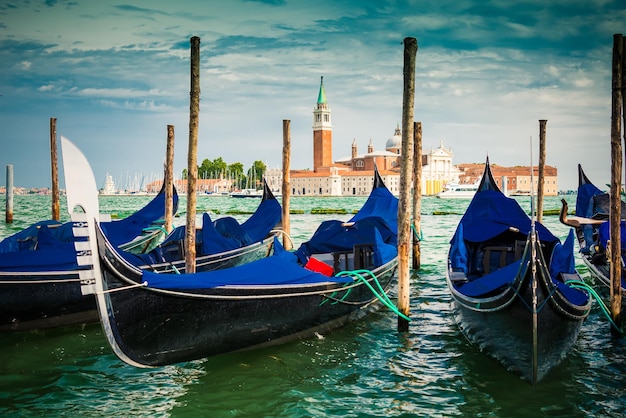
[447,159,590,384]
[0,271,96,331]
[450,281,586,383]
[0,237,273,332]
[98,235,398,366]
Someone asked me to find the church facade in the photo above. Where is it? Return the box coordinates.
[265,77,461,196]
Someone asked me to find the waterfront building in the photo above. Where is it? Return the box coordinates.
[457,163,559,196]
[271,77,461,196]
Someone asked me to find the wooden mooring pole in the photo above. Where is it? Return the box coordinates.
[50,117,60,221]
[412,121,422,270]
[398,37,418,332]
[537,119,547,223]
[282,120,292,250]
[610,33,623,334]
[185,36,201,274]
[5,165,13,223]
[165,125,175,234]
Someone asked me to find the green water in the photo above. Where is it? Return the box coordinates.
[0,194,624,417]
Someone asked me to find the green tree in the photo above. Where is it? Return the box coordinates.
[198,157,228,179]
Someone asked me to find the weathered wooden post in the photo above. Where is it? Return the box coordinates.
[398,37,417,332]
[165,125,175,234]
[282,119,292,250]
[185,36,200,274]
[537,119,547,223]
[609,33,623,334]
[50,117,60,221]
[5,165,13,223]
[412,121,422,270]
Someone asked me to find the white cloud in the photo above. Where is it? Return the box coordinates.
[37,84,56,92]
[17,61,31,70]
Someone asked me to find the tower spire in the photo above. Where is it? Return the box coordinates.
[312,76,332,171]
[317,76,327,105]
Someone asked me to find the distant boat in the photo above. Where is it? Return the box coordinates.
[230,188,263,198]
[436,180,479,199]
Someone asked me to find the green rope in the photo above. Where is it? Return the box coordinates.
[565,279,622,335]
[336,269,411,322]
[142,225,169,235]
[349,269,397,308]
[411,224,424,241]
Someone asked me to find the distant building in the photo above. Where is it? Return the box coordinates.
[266,77,461,196]
[146,178,231,194]
[165,77,558,197]
[457,163,559,196]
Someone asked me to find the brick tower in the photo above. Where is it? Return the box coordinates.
[313,76,332,171]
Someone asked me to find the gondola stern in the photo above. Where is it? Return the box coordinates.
[61,136,151,369]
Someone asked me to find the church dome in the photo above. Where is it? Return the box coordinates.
[385,125,402,151]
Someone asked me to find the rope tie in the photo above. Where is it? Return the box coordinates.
[97,281,147,295]
[269,229,294,249]
[411,224,424,241]
[565,279,622,335]
[335,269,411,322]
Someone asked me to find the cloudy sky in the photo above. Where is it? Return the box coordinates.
[0,0,623,191]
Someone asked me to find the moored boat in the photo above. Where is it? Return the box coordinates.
[126,179,281,274]
[62,136,400,367]
[559,164,626,302]
[436,180,479,199]
[0,181,178,331]
[446,158,591,384]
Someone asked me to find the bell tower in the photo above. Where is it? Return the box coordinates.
[313,76,332,171]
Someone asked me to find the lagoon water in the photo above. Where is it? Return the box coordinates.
[0,194,624,417]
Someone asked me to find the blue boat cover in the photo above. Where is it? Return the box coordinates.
[295,173,398,264]
[142,170,398,290]
[598,221,626,252]
[100,185,179,247]
[0,220,65,253]
[0,185,177,271]
[450,188,557,246]
[200,190,281,255]
[450,160,586,305]
[456,258,523,297]
[240,188,282,243]
[143,237,353,289]
[201,213,252,254]
[576,182,604,218]
[575,166,626,251]
[549,229,576,279]
[139,180,282,261]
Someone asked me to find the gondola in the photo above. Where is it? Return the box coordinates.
[559,164,626,301]
[0,179,178,331]
[125,178,281,274]
[62,136,399,367]
[446,158,591,384]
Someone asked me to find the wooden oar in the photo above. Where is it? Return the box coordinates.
[559,199,606,227]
